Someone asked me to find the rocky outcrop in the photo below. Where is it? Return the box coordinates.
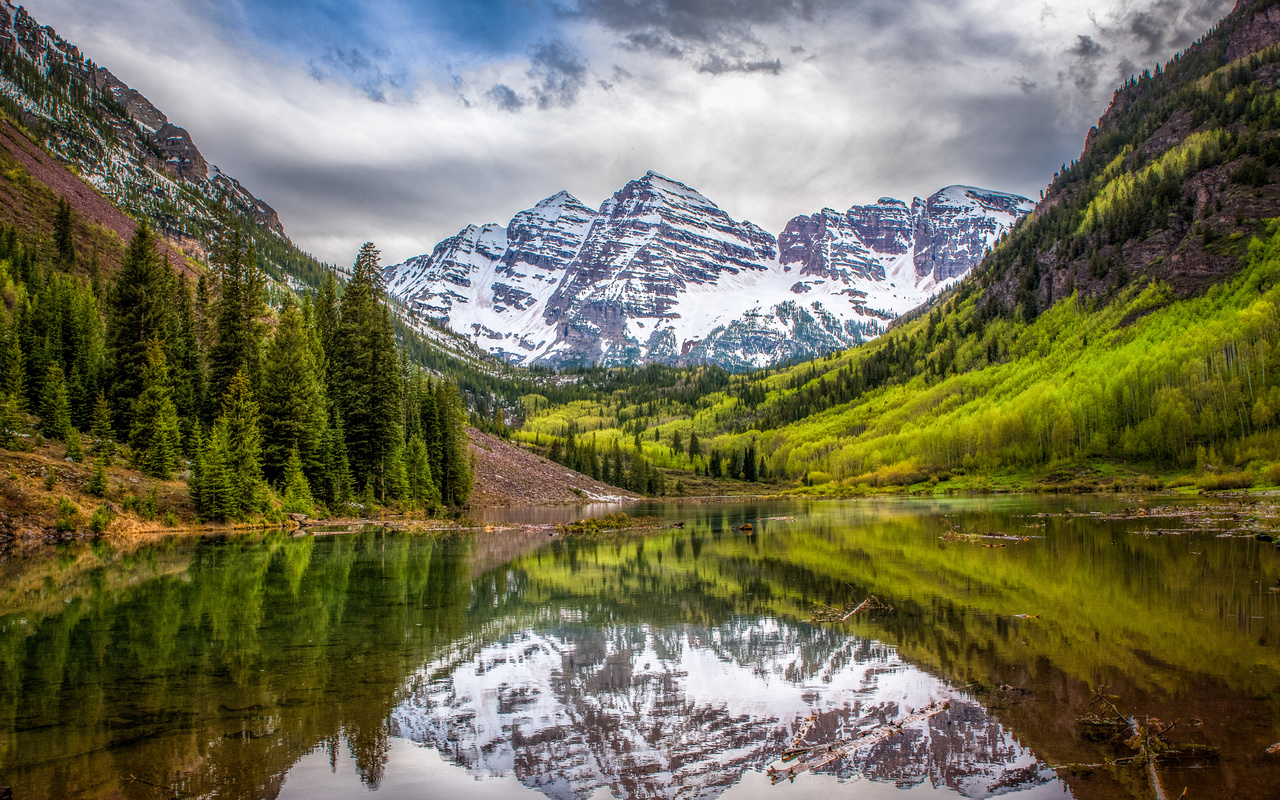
[1226,2,1280,62]
[0,1,284,238]
[383,174,1031,370]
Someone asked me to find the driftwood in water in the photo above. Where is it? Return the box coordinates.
[809,595,893,623]
[768,701,950,784]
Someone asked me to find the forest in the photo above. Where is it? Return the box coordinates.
[503,35,1280,495]
[0,201,473,522]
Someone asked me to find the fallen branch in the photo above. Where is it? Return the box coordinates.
[768,701,949,784]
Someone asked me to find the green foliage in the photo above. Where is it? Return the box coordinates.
[129,337,181,480]
[280,447,315,516]
[38,363,71,440]
[105,225,172,438]
[215,370,264,516]
[260,298,326,484]
[85,456,107,497]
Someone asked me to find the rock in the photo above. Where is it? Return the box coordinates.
[382,173,1031,370]
[287,513,309,524]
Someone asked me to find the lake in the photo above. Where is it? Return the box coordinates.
[0,496,1277,799]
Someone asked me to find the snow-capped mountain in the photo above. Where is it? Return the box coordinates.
[391,619,1060,800]
[383,172,1033,370]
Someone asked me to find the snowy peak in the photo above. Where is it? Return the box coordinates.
[910,186,1035,283]
[381,173,1032,369]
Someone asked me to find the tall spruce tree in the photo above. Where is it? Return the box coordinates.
[260,298,327,484]
[130,337,181,479]
[105,225,172,438]
[330,243,400,497]
[53,197,75,269]
[208,231,266,406]
[38,363,72,440]
[214,370,263,516]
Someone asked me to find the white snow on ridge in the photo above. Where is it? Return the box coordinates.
[383,174,1033,369]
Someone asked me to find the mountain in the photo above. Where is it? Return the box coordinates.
[510,0,1280,494]
[0,1,287,255]
[383,172,1032,370]
[392,620,1056,799]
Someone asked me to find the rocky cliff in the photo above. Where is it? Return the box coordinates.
[384,174,1032,370]
[0,0,285,252]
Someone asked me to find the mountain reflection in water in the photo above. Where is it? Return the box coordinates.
[390,620,1059,799]
[1,496,1277,799]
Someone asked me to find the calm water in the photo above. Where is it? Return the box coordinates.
[1,496,1278,799]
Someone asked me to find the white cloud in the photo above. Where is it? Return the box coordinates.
[26,0,1234,265]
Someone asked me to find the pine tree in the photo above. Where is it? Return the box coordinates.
[281,446,315,515]
[330,243,401,498]
[64,428,83,462]
[744,444,758,482]
[89,392,114,458]
[85,455,108,497]
[319,407,354,505]
[53,197,75,269]
[166,273,205,423]
[0,391,27,450]
[105,225,172,438]
[208,231,266,405]
[688,431,701,458]
[216,370,263,516]
[405,432,438,510]
[130,337,181,479]
[39,364,72,440]
[260,298,327,483]
[196,421,235,521]
[3,334,25,409]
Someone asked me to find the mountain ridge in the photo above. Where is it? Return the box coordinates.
[384,172,1033,370]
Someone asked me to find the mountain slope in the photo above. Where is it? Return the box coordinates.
[512,0,1280,492]
[384,173,1032,370]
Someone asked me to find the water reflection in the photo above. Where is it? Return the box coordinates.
[391,620,1059,799]
[0,497,1276,800]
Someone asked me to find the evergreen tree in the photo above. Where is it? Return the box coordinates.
[319,407,354,505]
[3,333,25,409]
[260,298,327,483]
[166,273,205,423]
[330,243,401,498]
[743,444,758,482]
[64,428,83,462]
[85,455,108,497]
[39,363,72,440]
[688,431,701,458]
[105,225,172,438]
[208,231,266,405]
[215,370,263,516]
[196,421,236,521]
[89,392,114,457]
[130,337,181,480]
[0,391,27,450]
[405,432,439,511]
[281,446,316,515]
[53,197,75,268]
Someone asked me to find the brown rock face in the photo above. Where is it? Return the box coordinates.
[1226,3,1280,62]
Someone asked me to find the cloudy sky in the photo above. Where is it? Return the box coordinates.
[30,0,1233,265]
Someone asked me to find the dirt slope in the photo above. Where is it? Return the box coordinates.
[467,428,639,506]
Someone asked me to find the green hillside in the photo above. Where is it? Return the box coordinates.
[511,0,1280,495]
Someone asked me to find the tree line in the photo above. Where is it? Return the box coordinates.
[0,201,471,520]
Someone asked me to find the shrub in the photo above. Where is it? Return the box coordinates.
[1196,471,1255,490]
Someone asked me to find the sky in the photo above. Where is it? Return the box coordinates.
[29,0,1235,265]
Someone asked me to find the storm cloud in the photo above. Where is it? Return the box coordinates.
[20,0,1237,266]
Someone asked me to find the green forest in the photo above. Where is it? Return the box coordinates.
[0,203,472,522]
[502,32,1280,496]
